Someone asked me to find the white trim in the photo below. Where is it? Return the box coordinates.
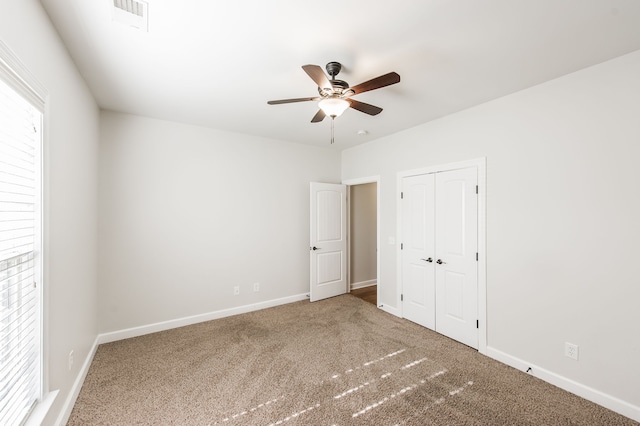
[396,157,485,180]
[24,390,58,426]
[54,337,100,426]
[486,346,640,423]
[0,41,47,110]
[378,303,401,317]
[477,159,487,353]
[342,176,381,311]
[346,185,352,293]
[396,157,487,354]
[350,279,377,290]
[0,40,52,426]
[41,84,52,402]
[97,293,309,344]
[342,176,380,186]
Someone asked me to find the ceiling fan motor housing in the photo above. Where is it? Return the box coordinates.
[326,61,342,77]
[317,61,354,96]
[318,79,351,96]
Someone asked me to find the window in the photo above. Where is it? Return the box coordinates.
[0,45,44,426]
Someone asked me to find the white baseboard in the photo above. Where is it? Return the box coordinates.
[378,303,401,317]
[54,336,100,426]
[350,279,377,290]
[97,293,309,344]
[54,294,309,424]
[485,346,640,423]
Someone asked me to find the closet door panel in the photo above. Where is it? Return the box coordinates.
[401,174,436,329]
[435,167,478,349]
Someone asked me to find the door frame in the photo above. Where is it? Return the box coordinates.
[342,176,381,308]
[397,158,487,354]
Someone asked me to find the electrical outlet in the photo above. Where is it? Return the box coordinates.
[233,286,240,296]
[68,350,74,370]
[253,282,260,292]
[565,342,579,360]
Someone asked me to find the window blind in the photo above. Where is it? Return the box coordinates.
[0,71,42,426]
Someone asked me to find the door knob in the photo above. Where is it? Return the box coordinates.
[436,259,446,264]
[421,257,433,263]
[311,246,321,251]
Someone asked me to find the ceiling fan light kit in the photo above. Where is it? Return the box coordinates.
[318,97,350,118]
[267,61,400,144]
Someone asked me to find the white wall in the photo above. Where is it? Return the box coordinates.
[0,1,100,424]
[5,1,638,421]
[98,111,341,332]
[342,50,640,415]
[350,183,377,286]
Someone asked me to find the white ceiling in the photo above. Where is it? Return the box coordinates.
[39,0,640,149]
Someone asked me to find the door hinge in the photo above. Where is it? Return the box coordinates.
[476,252,478,261]
[476,185,478,194]
[401,294,403,301]
[476,320,479,329]
[400,243,403,250]
[401,191,404,199]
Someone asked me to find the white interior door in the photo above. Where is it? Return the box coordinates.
[434,167,478,348]
[401,167,478,348]
[310,182,347,302]
[401,174,436,329]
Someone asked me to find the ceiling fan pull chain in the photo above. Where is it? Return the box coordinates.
[331,117,335,144]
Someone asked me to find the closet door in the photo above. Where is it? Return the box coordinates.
[401,174,436,329]
[401,166,478,349]
[434,167,478,348]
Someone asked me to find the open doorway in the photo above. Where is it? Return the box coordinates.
[348,182,378,306]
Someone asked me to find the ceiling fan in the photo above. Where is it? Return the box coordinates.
[267,62,400,124]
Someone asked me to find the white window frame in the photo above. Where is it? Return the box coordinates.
[0,40,57,426]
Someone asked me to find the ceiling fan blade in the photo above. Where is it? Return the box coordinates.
[311,109,326,123]
[302,65,333,91]
[267,97,320,105]
[350,72,400,95]
[348,99,383,116]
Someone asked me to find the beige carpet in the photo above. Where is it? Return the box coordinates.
[68,295,636,425]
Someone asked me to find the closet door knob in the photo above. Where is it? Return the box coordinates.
[421,257,433,263]
[436,259,446,264]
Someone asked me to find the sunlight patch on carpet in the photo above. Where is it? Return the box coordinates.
[267,403,321,426]
[353,377,473,419]
[210,349,432,425]
[401,357,429,369]
[213,352,450,424]
[331,348,406,379]
[213,396,284,424]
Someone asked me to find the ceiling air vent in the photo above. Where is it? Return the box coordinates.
[112,0,149,32]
